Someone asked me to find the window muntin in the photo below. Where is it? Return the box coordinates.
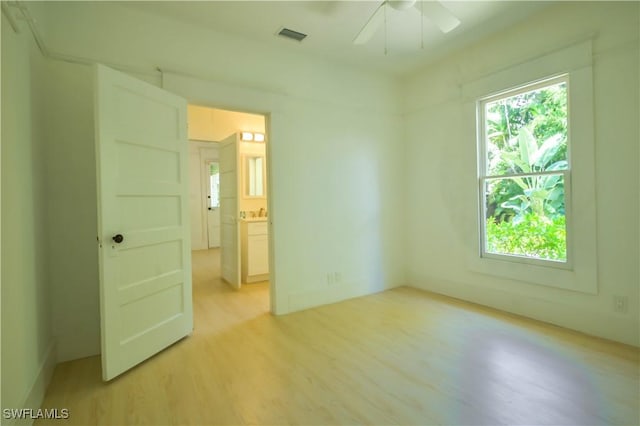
[478,76,570,265]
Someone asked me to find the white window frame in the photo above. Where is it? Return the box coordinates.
[477,75,572,269]
[461,40,598,294]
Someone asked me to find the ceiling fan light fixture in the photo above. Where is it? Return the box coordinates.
[353,0,461,46]
[388,0,417,11]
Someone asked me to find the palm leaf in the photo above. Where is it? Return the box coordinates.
[517,128,538,172]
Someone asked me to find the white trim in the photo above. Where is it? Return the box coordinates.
[479,172,572,269]
[479,74,569,106]
[461,40,593,101]
[1,2,21,33]
[483,169,569,180]
[477,77,571,268]
[408,278,637,347]
[5,341,57,426]
[164,73,284,314]
[465,41,598,295]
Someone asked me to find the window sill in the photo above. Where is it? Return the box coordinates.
[467,253,597,295]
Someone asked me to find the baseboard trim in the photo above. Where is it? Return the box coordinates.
[408,276,639,347]
[287,279,389,313]
[3,340,57,426]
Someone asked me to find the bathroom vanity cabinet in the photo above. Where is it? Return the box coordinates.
[241,219,269,283]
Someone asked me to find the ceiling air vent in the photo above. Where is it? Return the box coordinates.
[277,27,307,42]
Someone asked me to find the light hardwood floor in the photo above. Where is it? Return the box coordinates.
[38,249,639,425]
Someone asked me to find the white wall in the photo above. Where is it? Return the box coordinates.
[188,105,265,142]
[403,2,639,346]
[42,59,100,362]
[31,0,405,360]
[1,12,56,417]
[25,1,638,372]
[163,69,406,314]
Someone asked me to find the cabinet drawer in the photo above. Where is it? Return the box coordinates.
[248,222,268,236]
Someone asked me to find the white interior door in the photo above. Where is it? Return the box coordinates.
[219,134,241,288]
[94,64,193,381]
[206,161,221,248]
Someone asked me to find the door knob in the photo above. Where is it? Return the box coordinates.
[112,234,124,244]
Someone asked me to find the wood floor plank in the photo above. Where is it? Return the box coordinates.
[37,249,639,425]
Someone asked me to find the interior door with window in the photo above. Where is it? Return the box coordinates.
[94,64,193,381]
[207,161,221,248]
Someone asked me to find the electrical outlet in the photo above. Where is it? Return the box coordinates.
[613,296,628,314]
[327,273,334,286]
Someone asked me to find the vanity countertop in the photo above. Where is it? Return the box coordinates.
[240,217,268,222]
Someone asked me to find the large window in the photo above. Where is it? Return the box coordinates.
[478,76,570,266]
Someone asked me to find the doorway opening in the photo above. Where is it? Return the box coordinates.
[186,104,271,315]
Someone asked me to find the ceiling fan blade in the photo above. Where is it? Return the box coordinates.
[353,2,386,45]
[416,1,460,33]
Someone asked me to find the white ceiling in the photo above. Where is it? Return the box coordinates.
[121,1,552,76]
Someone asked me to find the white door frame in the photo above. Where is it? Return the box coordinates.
[162,74,281,314]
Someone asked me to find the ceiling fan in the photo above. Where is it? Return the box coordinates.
[353,0,461,45]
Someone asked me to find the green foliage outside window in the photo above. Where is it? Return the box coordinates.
[483,81,568,261]
[486,212,567,261]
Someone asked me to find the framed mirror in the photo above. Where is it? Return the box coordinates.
[244,155,266,198]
